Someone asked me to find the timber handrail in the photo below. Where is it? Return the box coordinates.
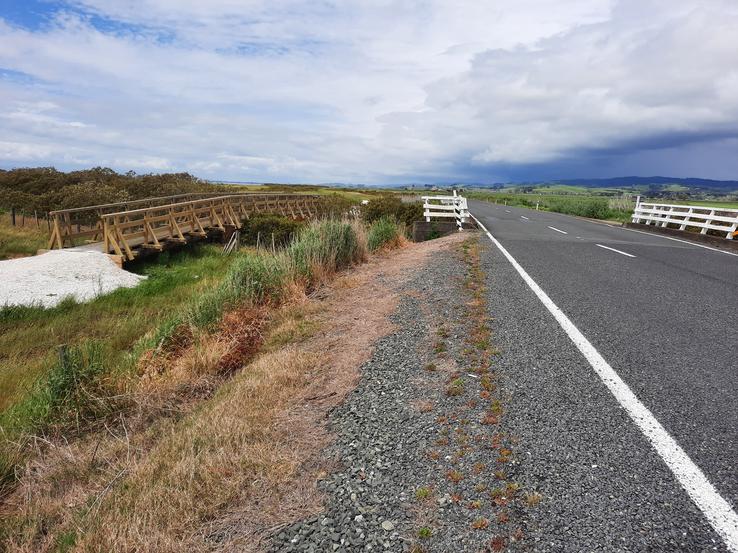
[49,193,323,258]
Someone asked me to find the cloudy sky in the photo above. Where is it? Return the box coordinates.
[1,0,737,183]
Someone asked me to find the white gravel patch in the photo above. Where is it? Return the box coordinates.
[0,250,146,308]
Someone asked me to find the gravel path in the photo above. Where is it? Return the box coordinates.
[269,236,536,553]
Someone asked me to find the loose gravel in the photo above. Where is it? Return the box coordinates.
[269,236,534,553]
[0,250,145,308]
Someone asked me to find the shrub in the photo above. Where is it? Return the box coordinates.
[367,217,401,252]
[361,195,423,227]
[240,214,306,248]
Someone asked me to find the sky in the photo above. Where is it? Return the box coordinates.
[1,0,738,184]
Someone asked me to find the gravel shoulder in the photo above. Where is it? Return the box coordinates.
[270,234,536,553]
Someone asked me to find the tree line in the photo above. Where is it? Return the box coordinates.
[0,167,214,214]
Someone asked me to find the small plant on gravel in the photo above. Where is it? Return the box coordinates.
[475,483,488,493]
[525,491,543,507]
[415,486,433,500]
[505,482,520,495]
[466,399,478,409]
[433,341,447,354]
[437,326,449,338]
[451,493,463,503]
[435,437,450,446]
[471,517,490,530]
[424,362,437,372]
[446,469,464,484]
[480,374,494,391]
[494,470,506,480]
[426,450,440,461]
[490,536,507,551]
[417,527,433,539]
[479,390,491,400]
[468,499,482,509]
[473,462,485,474]
[497,511,510,524]
[446,378,464,396]
[491,399,503,416]
[481,412,499,425]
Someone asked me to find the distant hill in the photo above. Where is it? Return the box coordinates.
[551,176,738,190]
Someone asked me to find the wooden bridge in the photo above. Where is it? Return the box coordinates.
[48,193,323,261]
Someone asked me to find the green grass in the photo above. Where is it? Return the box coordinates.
[0,245,234,412]
[0,217,49,260]
[468,191,633,222]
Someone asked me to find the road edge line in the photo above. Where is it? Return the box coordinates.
[470,213,738,552]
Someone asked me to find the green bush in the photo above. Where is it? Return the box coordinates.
[361,195,423,228]
[367,217,401,252]
[240,214,306,248]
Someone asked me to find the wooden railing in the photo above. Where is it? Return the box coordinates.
[49,193,322,259]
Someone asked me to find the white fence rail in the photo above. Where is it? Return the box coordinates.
[422,192,470,230]
[632,201,738,239]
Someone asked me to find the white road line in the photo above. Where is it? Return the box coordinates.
[520,215,529,220]
[612,225,738,258]
[596,244,636,258]
[505,210,511,213]
[471,213,738,552]
[548,225,568,235]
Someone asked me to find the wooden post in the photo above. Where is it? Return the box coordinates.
[11,207,16,226]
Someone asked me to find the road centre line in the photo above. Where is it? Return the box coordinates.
[596,244,636,258]
[548,226,568,234]
[470,213,738,552]
[520,215,529,220]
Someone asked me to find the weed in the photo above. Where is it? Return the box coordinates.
[490,536,507,551]
[424,362,437,372]
[525,492,543,507]
[433,341,447,354]
[468,499,482,509]
[417,527,433,539]
[415,486,433,500]
[496,511,510,524]
[471,518,489,530]
[490,399,503,416]
[446,469,463,484]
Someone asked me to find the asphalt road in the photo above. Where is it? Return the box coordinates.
[470,199,738,551]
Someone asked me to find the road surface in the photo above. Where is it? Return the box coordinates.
[470,199,738,551]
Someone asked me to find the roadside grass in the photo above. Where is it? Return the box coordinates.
[0,217,49,260]
[468,191,633,222]
[0,216,404,551]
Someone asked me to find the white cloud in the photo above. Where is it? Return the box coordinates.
[0,0,736,181]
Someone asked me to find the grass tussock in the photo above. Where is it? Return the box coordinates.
[367,217,404,252]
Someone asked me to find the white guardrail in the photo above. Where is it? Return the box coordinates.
[632,200,738,239]
[422,191,470,230]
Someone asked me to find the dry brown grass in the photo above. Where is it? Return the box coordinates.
[1,232,470,552]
